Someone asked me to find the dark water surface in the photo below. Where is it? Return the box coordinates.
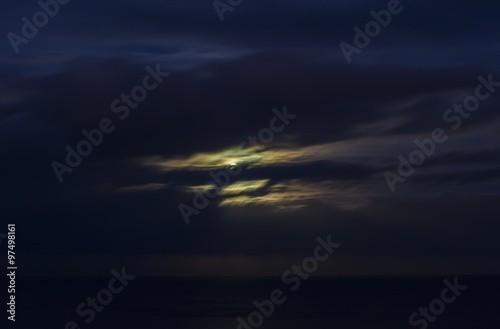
[8,276,500,329]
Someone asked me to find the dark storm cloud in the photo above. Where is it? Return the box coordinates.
[1,0,499,275]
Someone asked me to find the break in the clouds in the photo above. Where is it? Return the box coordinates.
[1,0,500,276]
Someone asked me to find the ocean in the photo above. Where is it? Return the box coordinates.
[11,276,500,329]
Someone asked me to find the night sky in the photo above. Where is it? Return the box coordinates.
[1,0,500,277]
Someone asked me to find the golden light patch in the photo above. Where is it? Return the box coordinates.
[140,137,385,172]
[142,146,263,171]
[220,179,269,196]
[218,179,371,210]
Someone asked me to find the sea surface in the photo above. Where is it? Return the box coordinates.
[8,276,500,329]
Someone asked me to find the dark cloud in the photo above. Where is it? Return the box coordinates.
[1,0,499,276]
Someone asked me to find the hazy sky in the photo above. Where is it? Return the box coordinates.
[1,0,500,276]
